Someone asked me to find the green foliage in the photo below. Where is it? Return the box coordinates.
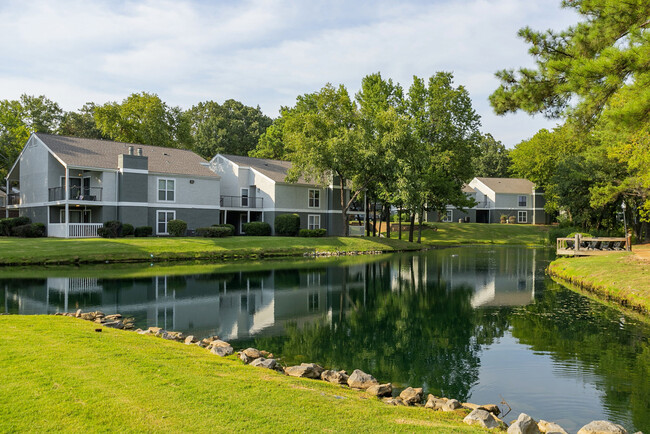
[249,117,287,160]
[58,103,105,139]
[98,221,122,238]
[94,92,192,149]
[211,223,235,236]
[196,227,232,238]
[121,224,134,237]
[11,223,45,238]
[508,216,516,224]
[242,221,271,236]
[298,228,327,237]
[0,217,31,236]
[274,214,300,236]
[188,99,272,160]
[167,219,187,237]
[473,133,511,178]
[134,226,153,237]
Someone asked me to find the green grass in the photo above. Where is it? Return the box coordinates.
[0,316,481,433]
[548,253,650,314]
[0,236,423,266]
[387,223,551,246]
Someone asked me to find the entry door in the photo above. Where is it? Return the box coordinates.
[239,214,248,234]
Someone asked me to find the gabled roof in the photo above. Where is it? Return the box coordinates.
[475,177,535,194]
[219,154,313,185]
[35,133,218,178]
[462,185,476,194]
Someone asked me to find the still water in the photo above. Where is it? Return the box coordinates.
[2,246,649,433]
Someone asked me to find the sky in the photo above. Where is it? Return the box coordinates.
[0,0,578,147]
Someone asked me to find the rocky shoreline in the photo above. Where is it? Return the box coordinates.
[56,310,636,434]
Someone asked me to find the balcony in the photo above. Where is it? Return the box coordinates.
[7,193,20,206]
[220,195,263,208]
[49,186,103,202]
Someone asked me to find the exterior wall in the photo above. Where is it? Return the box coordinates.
[119,206,149,227]
[119,172,149,202]
[147,207,220,233]
[213,157,240,197]
[494,193,531,209]
[250,171,275,209]
[147,174,220,207]
[274,184,324,212]
[48,206,105,224]
[101,171,118,202]
[47,153,65,194]
[19,206,48,225]
[19,136,51,204]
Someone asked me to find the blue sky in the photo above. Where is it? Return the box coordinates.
[0,0,578,147]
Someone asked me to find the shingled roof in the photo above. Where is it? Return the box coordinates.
[36,133,218,178]
[474,177,535,194]
[220,154,314,185]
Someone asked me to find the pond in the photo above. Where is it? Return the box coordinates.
[2,246,648,433]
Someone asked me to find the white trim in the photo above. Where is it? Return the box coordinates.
[156,210,176,235]
[308,189,320,208]
[241,187,249,207]
[308,214,321,230]
[6,134,68,180]
[518,210,527,223]
[157,177,176,203]
[119,168,149,174]
[442,210,453,222]
[518,195,528,207]
[14,201,223,210]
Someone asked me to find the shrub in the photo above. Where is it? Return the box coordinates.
[12,223,45,238]
[508,216,516,224]
[134,226,153,237]
[98,220,122,238]
[500,215,508,224]
[122,223,134,237]
[299,228,327,237]
[275,214,300,236]
[32,223,46,237]
[0,218,12,236]
[0,216,31,236]
[212,223,235,236]
[167,219,187,237]
[196,226,232,238]
[242,221,271,236]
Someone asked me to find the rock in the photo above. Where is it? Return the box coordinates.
[538,420,568,434]
[104,314,122,320]
[184,335,196,344]
[425,395,446,410]
[399,387,423,405]
[80,312,95,321]
[382,397,405,406]
[239,352,253,364]
[347,369,378,389]
[463,409,503,429]
[442,398,462,412]
[75,309,82,318]
[260,350,270,357]
[366,383,393,397]
[481,404,501,416]
[103,321,124,329]
[210,345,234,357]
[147,327,162,334]
[242,348,262,359]
[463,403,480,410]
[508,413,541,434]
[207,339,231,349]
[199,339,211,348]
[250,357,279,370]
[284,363,324,379]
[321,370,349,385]
[577,421,627,434]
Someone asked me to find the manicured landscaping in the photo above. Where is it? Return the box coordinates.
[0,315,480,432]
[548,248,650,314]
[387,223,551,246]
[0,236,423,266]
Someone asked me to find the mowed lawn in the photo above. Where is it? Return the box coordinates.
[0,316,481,433]
[0,236,423,265]
[388,223,551,246]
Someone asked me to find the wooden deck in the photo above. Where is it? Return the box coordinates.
[556,235,631,256]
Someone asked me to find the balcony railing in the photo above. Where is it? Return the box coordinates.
[7,193,20,205]
[220,195,263,208]
[48,186,103,202]
[48,223,103,238]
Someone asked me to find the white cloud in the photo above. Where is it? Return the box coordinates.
[0,0,578,146]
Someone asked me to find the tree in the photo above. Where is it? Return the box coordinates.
[248,117,288,160]
[94,92,191,149]
[188,99,272,160]
[472,134,511,178]
[59,103,106,139]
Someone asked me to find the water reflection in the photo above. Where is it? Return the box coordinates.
[2,246,648,432]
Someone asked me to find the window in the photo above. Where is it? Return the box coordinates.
[241,188,249,207]
[518,211,527,223]
[157,210,175,235]
[518,195,527,207]
[158,179,175,202]
[443,210,452,222]
[308,189,320,208]
[308,214,321,230]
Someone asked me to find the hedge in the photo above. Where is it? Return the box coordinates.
[242,221,271,236]
[211,223,235,236]
[275,214,300,236]
[122,223,135,236]
[299,228,327,237]
[12,223,45,238]
[0,216,31,236]
[98,221,122,238]
[167,219,187,237]
[134,226,153,237]
[196,226,232,238]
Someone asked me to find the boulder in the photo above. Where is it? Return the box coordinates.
[210,345,234,357]
[463,403,480,411]
[147,327,163,334]
[75,309,82,318]
[442,398,462,412]
[104,314,122,320]
[208,339,231,349]
[242,348,262,360]
[321,370,349,385]
[399,387,423,405]
[284,363,324,379]
[184,335,196,345]
[80,312,95,321]
[366,383,393,397]
[481,404,501,416]
[239,353,253,364]
[463,409,503,429]
[538,420,568,434]
[250,357,278,370]
[577,421,627,434]
[425,395,446,411]
[103,321,124,329]
[508,413,541,434]
[347,369,378,389]
[382,397,405,406]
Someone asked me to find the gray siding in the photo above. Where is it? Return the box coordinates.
[147,174,220,207]
[147,207,220,233]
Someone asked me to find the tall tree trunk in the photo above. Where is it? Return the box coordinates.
[372,202,377,237]
[385,204,391,239]
[409,212,415,242]
[339,182,349,237]
[417,207,424,244]
[398,205,402,240]
[365,195,370,237]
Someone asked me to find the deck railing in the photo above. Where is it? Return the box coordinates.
[556,234,631,256]
[7,193,20,205]
[48,186,103,202]
[48,223,103,238]
[220,195,263,208]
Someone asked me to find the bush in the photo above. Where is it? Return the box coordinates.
[122,223,134,236]
[212,223,235,236]
[32,223,46,237]
[98,220,122,238]
[167,219,187,237]
[0,216,31,236]
[12,223,45,238]
[275,214,300,236]
[500,214,508,224]
[508,216,516,224]
[196,226,232,238]
[134,226,153,237]
[299,228,327,237]
[242,221,271,236]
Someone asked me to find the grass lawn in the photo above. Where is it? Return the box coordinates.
[0,316,480,433]
[387,223,551,246]
[548,250,650,314]
[0,236,423,266]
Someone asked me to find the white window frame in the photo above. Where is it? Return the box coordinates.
[443,210,453,222]
[518,195,527,207]
[308,214,321,230]
[308,189,320,208]
[241,188,249,207]
[157,178,176,203]
[157,210,176,235]
[518,210,527,223]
